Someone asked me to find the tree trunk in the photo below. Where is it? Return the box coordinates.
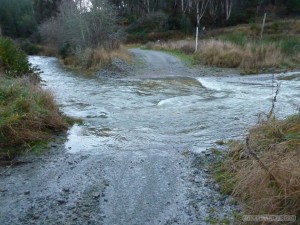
[195,26,199,52]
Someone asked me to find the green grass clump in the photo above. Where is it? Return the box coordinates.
[0,77,68,159]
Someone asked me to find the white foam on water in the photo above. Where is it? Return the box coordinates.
[157,95,202,107]
[196,77,223,91]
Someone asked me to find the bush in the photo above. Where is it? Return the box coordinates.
[0,77,68,159]
[20,40,42,55]
[0,37,40,79]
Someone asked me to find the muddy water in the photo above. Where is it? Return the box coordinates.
[25,53,300,224]
[30,56,299,154]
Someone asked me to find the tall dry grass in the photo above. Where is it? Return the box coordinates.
[195,39,285,74]
[146,39,287,74]
[219,115,300,218]
[194,40,243,68]
[63,45,131,71]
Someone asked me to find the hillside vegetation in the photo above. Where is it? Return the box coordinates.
[145,19,300,74]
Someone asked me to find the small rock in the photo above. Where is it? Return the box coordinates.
[197,197,203,201]
[32,214,39,220]
[83,213,90,218]
[63,187,70,192]
[214,184,220,191]
[67,205,76,210]
[93,192,101,198]
[57,199,67,205]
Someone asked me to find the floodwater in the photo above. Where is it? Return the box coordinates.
[30,55,300,155]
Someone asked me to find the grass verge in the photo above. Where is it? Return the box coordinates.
[0,77,69,160]
[214,114,300,221]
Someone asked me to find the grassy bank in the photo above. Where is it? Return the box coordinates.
[214,114,300,222]
[61,45,132,72]
[0,37,68,161]
[144,19,300,74]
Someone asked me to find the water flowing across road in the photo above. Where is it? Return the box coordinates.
[0,49,299,225]
[31,50,300,155]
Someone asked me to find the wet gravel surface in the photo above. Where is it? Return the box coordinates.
[0,140,239,225]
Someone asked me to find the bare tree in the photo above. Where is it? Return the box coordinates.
[224,0,233,21]
[194,0,210,52]
[40,0,122,53]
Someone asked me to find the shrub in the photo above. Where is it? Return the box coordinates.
[0,77,68,159]
[0,37,40,79]
[20,40,42,55]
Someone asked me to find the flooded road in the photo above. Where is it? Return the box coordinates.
[0,49,299,225]
[32,49,300,154]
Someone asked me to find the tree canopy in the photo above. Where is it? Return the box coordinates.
[0,0,299,39]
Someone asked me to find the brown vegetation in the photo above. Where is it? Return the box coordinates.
[196,40,286,74]
[62,46,132,71]
[217,114,300,218]
[146,39,287,74]
[144,19,300,74]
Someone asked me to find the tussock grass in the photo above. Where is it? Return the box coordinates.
[62,45,131,71]
[195,40,243,68]
[0,77,68,160]
[195,40,285,74]
[217,114,300,217]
